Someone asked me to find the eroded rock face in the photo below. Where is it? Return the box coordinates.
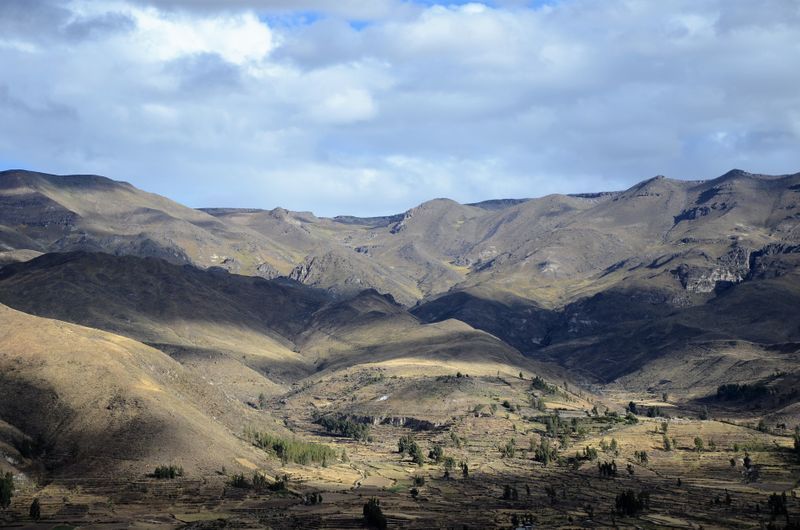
[748,243,800,280]
[255,261,280,279]
[675,246,751,293]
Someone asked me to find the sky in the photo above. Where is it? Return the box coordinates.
[1,0,799,216]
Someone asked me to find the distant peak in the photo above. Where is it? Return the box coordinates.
[719,168,751,179]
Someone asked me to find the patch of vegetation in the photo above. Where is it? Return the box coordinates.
[29,498,41,520]
[615,489,649,516]
[532,437,558,465]
[315,415,371,442]
[153,464,184,479]
[598,460,617,478]
[502,484,519,500]
[0,472,13,510]
[716,383,770,401]
[499,438,516,458]
[398,435,425,466]
[530,375,556,394]
[428,444,444,463]
[363,497,387,529]
[246,428,337,466]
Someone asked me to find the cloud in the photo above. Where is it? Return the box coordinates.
[0,0,799,216]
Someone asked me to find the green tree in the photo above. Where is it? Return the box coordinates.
[428,444,444,463]
[410,442,425,466]
[363,497,387,529]
[694,436,704,452]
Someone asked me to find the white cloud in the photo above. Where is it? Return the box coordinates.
[0,0,799,216]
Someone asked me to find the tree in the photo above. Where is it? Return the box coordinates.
[500,438,516,459]
[363,497,387,529]
[615,489,649,516]
[627,401,638,415]
[0,472,14,510]
[698,406,709,420]
[663,435,672,451]
[29,497,41,520]
[428,444,444,463]
[410,442,425,466]
[694,436,704,452]
[460,461,469,478]
[258,392,268,410]
[609,438,619,455]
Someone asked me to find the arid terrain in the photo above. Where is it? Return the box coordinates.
[1,169,799,529]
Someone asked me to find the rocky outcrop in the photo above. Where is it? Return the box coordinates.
[254,261,279,279]
[675,246,751,293]
[748,243,800,280]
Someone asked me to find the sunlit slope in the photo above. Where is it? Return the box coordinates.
[0,303,273,477]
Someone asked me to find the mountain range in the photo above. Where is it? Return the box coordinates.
[0,167,799,506]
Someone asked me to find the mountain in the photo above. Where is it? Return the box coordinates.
[0,169,297,276]
[1,167,799,528]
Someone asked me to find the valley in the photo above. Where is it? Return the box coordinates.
[0,169,799,528]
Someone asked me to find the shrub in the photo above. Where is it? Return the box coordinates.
[153,464,184,479]
[694,437,704,452]
[499,439,516,458]
[229,473,249,488]
[363,497,387,529]
[29,497,41,520]
[428,444,444,463]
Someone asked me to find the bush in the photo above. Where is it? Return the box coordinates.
[0,472,13,510]
[153,464,184,479]
[428,444,444,463]
[363,497,387,529]
[694,437,704,452]
[29,497,40,520]
[499,439,516,459]
[229,473,249,488]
